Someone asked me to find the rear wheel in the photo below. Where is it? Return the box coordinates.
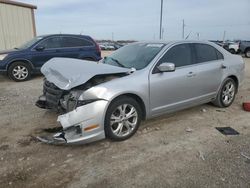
[212,78,237,108]
[245,49,250,58]
[104,97,142,141]
[8,62,31,82]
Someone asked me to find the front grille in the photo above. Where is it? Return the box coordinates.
[43,80,66,109]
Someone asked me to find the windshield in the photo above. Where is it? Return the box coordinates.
[17,36,44,50]
[103,43,165,70]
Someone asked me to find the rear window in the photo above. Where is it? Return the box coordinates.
[61,37,93,48]
[194,44,222,63]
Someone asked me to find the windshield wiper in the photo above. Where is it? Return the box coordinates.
[109,57,126,68]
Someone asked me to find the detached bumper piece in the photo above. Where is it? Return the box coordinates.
[37,125,82,145]
[36,95,49,109]
[37,132,66,145]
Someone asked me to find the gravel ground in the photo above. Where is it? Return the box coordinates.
[0,55,249,188]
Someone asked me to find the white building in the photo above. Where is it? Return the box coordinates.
[0,0,37,50]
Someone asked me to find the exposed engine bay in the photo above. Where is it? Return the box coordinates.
[36,72,129,145]
[36,73,126,113]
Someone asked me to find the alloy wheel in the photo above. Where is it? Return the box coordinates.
[110,104,138,137]
[222,81,235,105]
[12,65,29,80]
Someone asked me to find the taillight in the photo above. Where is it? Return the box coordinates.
[91,37,101,54]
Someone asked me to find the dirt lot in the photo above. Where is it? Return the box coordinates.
[0,55,249,188]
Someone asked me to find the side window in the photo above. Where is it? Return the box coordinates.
[38,37,62,49]
[216,50,224,60]
[158,44,192,67]
[61,37,93,48]
[194,44,219,63]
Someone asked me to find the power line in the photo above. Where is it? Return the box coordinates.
[186,23,250,28]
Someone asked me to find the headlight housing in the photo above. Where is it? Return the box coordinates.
[0,54,8,60]
[76,99,99,107]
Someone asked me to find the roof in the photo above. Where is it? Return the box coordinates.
[0,0,37,9]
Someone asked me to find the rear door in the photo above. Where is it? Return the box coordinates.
[191,43,224,97]
[59,36,95,60]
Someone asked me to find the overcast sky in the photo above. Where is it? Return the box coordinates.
[22,0,250,41]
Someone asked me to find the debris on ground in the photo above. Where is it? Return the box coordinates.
[216,127,240,135]
[242,102,250,112]
[241,152,250,160]
[154,127,160,131]
[67,154,73,158]
[201,108,207,113]
[51,163,55,167]
[186,127,193,133]
[199,151,205,161]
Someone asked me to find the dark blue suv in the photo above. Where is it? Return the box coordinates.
[0,34,102,81]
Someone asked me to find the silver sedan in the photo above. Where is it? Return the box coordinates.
[36,41,245,144]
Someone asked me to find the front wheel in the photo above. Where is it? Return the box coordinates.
[229,49,236,54]
[212,78,237,108]
[104,97,142,141]
[8,62,31,81]
[245,49,250,58]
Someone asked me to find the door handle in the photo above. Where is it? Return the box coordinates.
[221,64,227,69]
[187,72,196,77]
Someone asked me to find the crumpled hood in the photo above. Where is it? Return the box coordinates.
[41,58,130,90]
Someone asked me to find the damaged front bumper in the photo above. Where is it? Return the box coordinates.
[37,100,108,144]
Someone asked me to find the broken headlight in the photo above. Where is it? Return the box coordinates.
[65,91,100,111]
[76,99,99,107]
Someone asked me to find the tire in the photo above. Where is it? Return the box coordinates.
[8,61,31,82]
[229,49,236,54]
[212,78,237,108]
[104,96,142,141]
[245,49,250,58]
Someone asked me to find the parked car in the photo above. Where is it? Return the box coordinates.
[36,41,245,144]
[99,43,116,51]
[0,34,101,81]
[239,41,250,58]
[113,43,124,50]
[227,42,240,54]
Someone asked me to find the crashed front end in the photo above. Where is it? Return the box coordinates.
[35,58,130,144]
[36,79,108,144]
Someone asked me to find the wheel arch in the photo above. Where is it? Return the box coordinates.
[109,93,147,120]
[227,75,239,92]
[7,59,34,72]
[244,47,250,53]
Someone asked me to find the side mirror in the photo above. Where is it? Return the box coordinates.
[157,62,175,72]
[35,46,45,51]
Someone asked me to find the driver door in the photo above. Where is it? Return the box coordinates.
[149,43,202,117]
[30,37,62,68]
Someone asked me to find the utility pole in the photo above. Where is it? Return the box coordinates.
[112,32,114,41]
[222,31,226,42]
[197,32,200,40]
[162,28,164,40]
[182,19,185,39]
[159,0,163,39]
